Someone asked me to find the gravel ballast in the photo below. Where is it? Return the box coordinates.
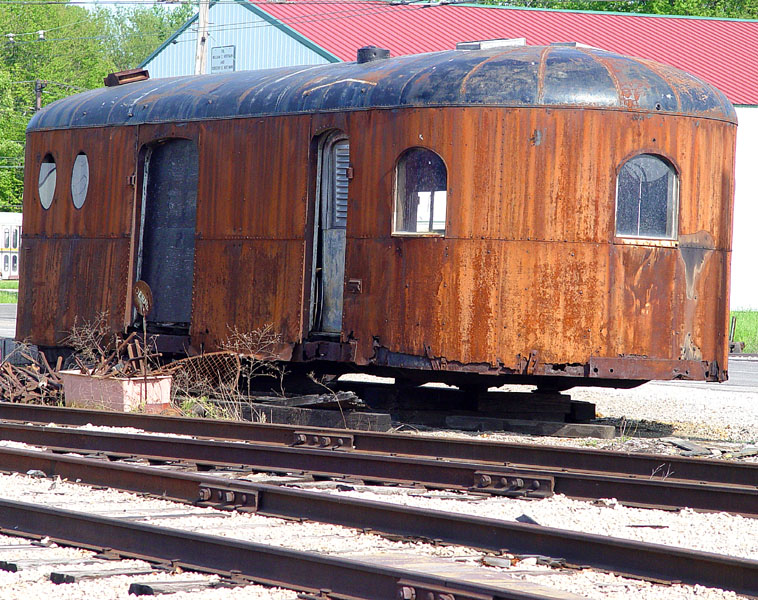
[1,362,757,599]
[0,466,753,600]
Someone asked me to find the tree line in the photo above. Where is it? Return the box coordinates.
[0,0,192,211]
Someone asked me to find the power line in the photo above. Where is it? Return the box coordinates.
[11,80,87,90]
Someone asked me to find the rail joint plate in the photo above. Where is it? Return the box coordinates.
[197,485,259,511]
[293,431,354,450]
[471,470,554,498]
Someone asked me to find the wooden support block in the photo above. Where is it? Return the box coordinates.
[50,567,158,584]
[0,558,109,572]
[661,437,712,456]
[568,400,596,422]
[243,403,391,431]
[446,415,615,439]
[0,543,53,551]
[128,580,227,595]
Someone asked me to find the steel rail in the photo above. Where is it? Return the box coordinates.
[1,418,756,513]
[0,498,579,600]
[0,446,756,596]
[1,402,754,487]
[0,422,756,517]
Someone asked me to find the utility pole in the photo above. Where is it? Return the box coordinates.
[34,79,46,112]
[194,0,210,75]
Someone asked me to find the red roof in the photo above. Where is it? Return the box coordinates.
[254,1,758,105]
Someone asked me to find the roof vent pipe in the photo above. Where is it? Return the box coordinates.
[104,68,150,87]
[357,46,390,64]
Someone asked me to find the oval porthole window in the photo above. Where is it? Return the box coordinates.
[71,152,89,209]
[38,154,57,210]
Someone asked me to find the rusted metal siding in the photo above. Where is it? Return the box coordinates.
[19,44,735,384]
[21,128,136,238]
[192,117,311,351]
[18,127,137,346]
[339,107,734,379]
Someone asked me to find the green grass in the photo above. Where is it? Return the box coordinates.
[0,280,18,290]
[731,310,758,353]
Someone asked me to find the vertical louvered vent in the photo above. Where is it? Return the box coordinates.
[332,141,350,229]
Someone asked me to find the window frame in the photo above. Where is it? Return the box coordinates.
[613,152,680,245]
[392,147,448,237]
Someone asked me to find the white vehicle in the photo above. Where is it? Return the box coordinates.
[0,212,22,280]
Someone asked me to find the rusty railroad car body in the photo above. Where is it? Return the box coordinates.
[19,44,736,389]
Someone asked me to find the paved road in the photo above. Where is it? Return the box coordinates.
[651,356,758,392]
[0,303,16,339]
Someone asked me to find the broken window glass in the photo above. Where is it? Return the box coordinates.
[38,154,56,210]
[71,152,89,209]
[394,148,447,234]
[615,154,678,239]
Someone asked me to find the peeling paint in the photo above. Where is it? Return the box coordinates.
[681,332,703,361]
[679,231,715,301]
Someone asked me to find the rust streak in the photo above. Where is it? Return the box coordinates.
[536,46,552,104]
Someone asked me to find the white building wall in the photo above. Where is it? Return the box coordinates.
[731,106,758,309]
[143,2,334,79]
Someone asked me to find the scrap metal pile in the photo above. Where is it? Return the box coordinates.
[0,334,275,407]
[0,347,64,404]
[0,334,167,404]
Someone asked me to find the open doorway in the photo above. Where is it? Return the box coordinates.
[136,138,198,332]
[310,131,350,335]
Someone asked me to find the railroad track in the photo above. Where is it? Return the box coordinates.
[0,404,756,516]
[1,401,752,485]
[0,446,756,597]
[2,498,576,600]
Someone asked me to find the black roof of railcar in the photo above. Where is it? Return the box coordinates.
[28,45,736,131]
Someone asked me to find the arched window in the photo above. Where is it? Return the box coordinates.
[394,148,447,235]
[615,154,678,239]
[11,254,17,273]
